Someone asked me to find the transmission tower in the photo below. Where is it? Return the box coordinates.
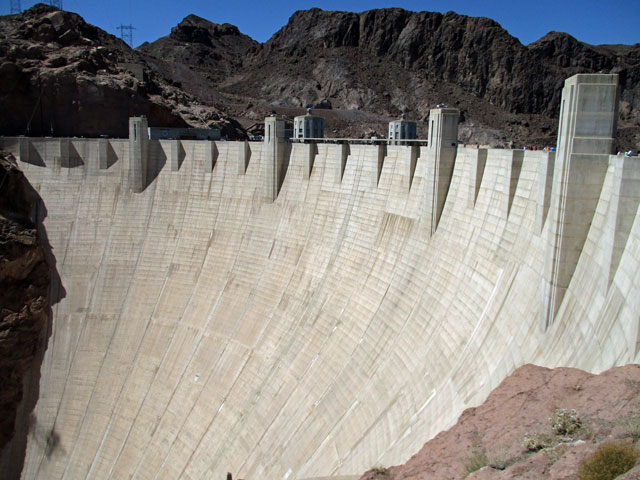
[117,24,136,47]
[10,0,21,14]
[48,0,63,8]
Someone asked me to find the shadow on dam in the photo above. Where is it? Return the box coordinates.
[0,174,66,480]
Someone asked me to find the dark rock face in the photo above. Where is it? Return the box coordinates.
[169,14,244,46]
[0,152,50,454]
[137,14,258,103]
[257,8,544,113]
[239,8,638,121]
[528,32,640,121]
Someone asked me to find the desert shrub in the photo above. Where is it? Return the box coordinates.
[578,441,639,480]
[551,408,581,436]
[463,445,488,476]
[524,432,553,451]
[369,466,389,477]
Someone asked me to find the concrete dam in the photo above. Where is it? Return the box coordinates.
[1,74,640,479]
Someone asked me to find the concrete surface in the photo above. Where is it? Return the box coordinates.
[543,74,619,328]
[0,75,638,480]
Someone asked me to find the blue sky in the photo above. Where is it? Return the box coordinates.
[5,0,639,48]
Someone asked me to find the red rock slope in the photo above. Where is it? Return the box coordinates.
[360,364,640,480]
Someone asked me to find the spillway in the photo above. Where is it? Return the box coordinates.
[1,75,639,480]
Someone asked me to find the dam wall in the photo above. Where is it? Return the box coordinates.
[1,84,639,479]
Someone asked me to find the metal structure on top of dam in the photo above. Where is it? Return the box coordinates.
[1,73,639,480]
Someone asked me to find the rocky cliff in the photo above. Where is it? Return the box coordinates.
[0,151,50,462]
[137,14,258,104]
[238,9,545,113]
[0,4,245,139]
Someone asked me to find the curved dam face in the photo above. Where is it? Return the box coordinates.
[2,76,640,480]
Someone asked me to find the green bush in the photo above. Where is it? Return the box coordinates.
[578,441,639,480]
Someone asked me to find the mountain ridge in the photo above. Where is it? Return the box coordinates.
[138,7,639,148]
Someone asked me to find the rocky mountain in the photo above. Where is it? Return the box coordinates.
[137,14,258,104]
[235,9,545,113]
[140,8,640,148]
[359,364,640,480]
[529,31,640,125]
[0,4,245,139]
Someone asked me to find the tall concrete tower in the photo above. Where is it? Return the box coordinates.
[264,115,286,202]
[128,116,149,193]
[426,107,459,234]
[542,74,619,328]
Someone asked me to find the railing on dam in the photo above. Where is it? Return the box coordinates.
[289,138,429,147]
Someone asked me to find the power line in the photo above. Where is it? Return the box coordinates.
[117,24,136,47]
[11,0,62,13]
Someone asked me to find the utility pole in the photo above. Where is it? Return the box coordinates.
[117,24,136,47]
[10,0,21,14]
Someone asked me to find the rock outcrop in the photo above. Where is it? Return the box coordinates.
[0,151,50,455]
[0,4,246,139]
[242,8,639,145]
[244,9,545,113]
[137,14,258,103]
